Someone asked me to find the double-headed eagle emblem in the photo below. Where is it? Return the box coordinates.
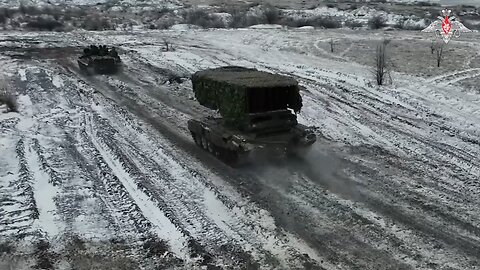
[422,9,471,44]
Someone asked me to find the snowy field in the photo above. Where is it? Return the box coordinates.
[0,0,181,7]
[0,28,479,269]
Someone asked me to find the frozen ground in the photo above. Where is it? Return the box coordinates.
[0,0,180,7]
[0,28,479,269]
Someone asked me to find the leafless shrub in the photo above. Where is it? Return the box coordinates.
[0,82,17,113]
[374,39,391,86]
[317,16,342,28]
[434,41,445,67]
[208,15,227,28]
[344,19,363,29]
[82,14,115,31]
[329,38,335,53]
[26,15,64,31]
[163,39,174,51]
[183,8,227,28]
[281,16,341,28]
[150,14,176,29]
[262,4,280,24]
[368,15,387,29]
[42,6,62,20]
[228,10,248,28]
[395,19,427,30]
[183,8,208,27]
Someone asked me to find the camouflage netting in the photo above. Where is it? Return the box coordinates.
[192,66,303,128]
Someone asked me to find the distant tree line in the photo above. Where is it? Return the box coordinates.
[0,3,474,32]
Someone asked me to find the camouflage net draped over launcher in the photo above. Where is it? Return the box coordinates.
[192,67,303,128]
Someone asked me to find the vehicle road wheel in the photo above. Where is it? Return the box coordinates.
[207,141,214,153]
[201,135,208,150]
[191,132,201,147]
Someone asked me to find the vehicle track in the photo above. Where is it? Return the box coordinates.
[96,49,476,268]
[2,31,480,269]
[151,34,480,268]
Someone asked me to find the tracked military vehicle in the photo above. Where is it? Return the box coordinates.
[188,66,317,165]
[78,45,121,75]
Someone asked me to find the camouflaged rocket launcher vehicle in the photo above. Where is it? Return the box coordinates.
[78,45,121,75]
[188,66,317,165]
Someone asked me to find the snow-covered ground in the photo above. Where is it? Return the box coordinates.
[0,0,180,7]
[0,28,479,269]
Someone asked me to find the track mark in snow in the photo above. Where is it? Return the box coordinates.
[428,68,480,85]
[84,114,189,261]
[26,138,63,237]
[0,138,37,236]
[89,95,326,268]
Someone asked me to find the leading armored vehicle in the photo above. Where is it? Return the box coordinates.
[78,45,121,75]
[188,66,317,166]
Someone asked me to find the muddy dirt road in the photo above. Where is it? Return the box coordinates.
[0,30,479,269]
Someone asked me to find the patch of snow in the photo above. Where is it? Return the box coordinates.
[298,26,315,30]
[249,24,285,29]
[18,69,27,81]
[169,24,203,31]
[0,104,7,113]
[403,18,429,29]
[52,75,64,88]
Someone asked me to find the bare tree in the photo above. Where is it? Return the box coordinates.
[434,41,445,67]
[374,39,391,86]
[163,39,174,51]
[430,40,436,54]
[329,38,335,53]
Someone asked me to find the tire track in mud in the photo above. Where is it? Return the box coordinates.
[0,138,38,237]
[8,57,325,268]
[243,148,479,269]
[82,112,195,264]
[286,68,480,209]
[105,44,480,268]
[64,50,332,267]
[83,65,412,266]
[286,155,480,268]
[295,81,480,263]
[87,110,261,268]
[67,124,188,268]
[20,59,197,267]
[83,71,330,268]
[164,40,480,268]
[75,123,156,235]
[61,63,264,267]
[242,165,418,269]
[11,35,479,268]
